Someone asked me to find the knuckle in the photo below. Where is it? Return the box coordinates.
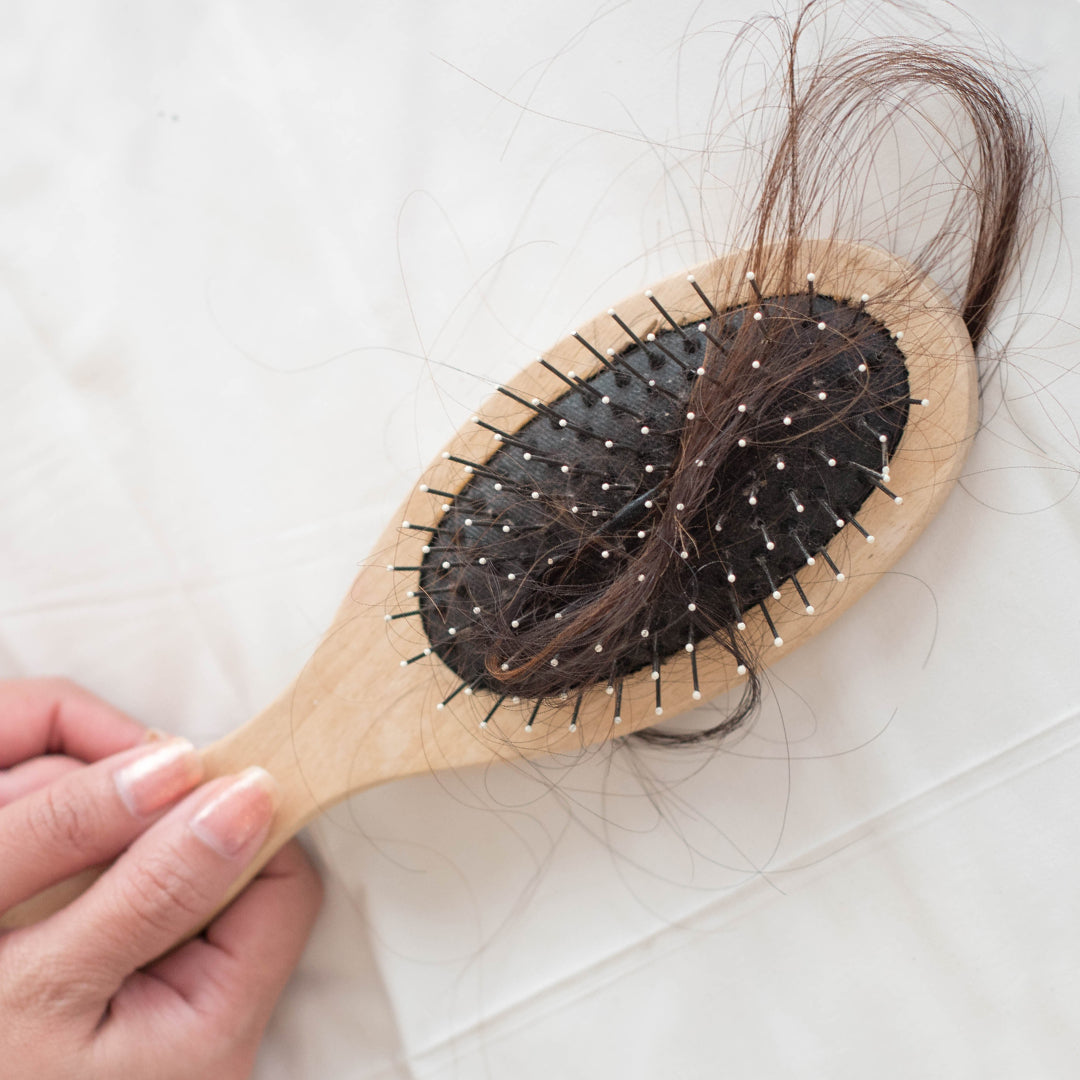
[25,784,100,855]
[117,846,216,930]
[0,931,93,1016]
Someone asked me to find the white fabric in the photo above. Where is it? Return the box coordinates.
[1,1,1078,1077]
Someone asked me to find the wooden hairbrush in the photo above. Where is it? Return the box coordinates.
[2,238,975,930]
[5,25,1042,930]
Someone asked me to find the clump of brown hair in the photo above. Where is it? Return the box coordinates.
[416,3,1048,743]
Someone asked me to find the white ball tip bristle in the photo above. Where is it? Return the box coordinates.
[866,535,876,544]
[436,703,445,711]
[384,614,392,622]
[837,572,846,581]
[692,690,702,700]
[550,658,559,667]
[772,589,781,600]
[736,664,747,675]
[894,495,904,505]
[776,461,785,471]
[727,573,737,583]
[641,426,650,435]
[644,289,654,298]
[860,293,870,303]
[607,307,616,316]
[688,602,697,612]
[386,564,394,572]
[686,412,695,421]
[921,398,930,407]
[737,621,747,632]
[806,272,815,282]
[399,660,407,668]
[595,643,603,652]
[806,605,815,615]
[806,556,816,566]
[685,643,694,652]
[654,706,663,717]
[745,271,755,281]
[774,637,784,647]
[753,311,763,322]
[651,671,660,681]
[751,359,761,369]
[569,723,577,733]
[479,720,488,729]
[614,715,623,724]
[687,274,697,283]
[817,321,827,331]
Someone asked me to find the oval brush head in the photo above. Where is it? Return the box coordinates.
[389,240,977,735]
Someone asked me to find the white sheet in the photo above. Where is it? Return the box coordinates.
[2,1,1078,1077]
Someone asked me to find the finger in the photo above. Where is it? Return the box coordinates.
[148,841,323,1016]
[0,738,203,913]
[0,754,82,808]
[43,767,279,997]
[0,678,148,767]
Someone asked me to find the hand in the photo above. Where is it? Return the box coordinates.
[0,678,324,1080]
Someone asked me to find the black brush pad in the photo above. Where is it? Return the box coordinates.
[419,295,909,697]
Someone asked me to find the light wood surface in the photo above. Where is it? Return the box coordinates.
[1,240,977,931]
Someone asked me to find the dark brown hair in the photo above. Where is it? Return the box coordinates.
[415,2,1049,744]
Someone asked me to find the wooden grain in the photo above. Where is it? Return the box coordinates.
[1,240,976,931]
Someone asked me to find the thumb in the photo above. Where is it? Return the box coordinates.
[39,768,279,1000]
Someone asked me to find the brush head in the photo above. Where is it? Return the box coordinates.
[389,241,977,734]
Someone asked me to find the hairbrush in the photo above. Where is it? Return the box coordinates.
[2,27,1042,930]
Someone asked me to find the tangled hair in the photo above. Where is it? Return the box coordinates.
[410,3,1049,745]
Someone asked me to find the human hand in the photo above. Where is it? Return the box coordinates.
[0,678,324,1080]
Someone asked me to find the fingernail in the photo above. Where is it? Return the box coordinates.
[188,767,278,859]
[114,738,203,818]
[141,728,169,744]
